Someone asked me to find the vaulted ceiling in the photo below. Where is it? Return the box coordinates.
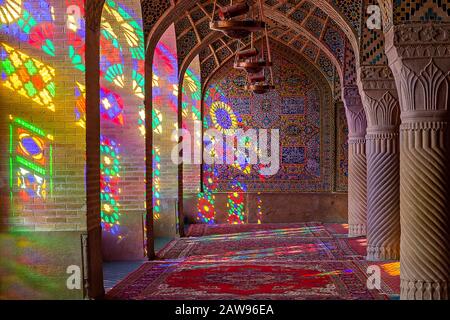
[140,0,449,83]
[170,0,359,92]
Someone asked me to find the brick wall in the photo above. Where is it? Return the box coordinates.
[152,24,178,238]
[0,0,87,231]
[0,0,88,298]
[99,0,146,261]
[0,0,148,297]
[182,55,201,195]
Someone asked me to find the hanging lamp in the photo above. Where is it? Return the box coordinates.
[242,26,274,94]
[210,0,266,39]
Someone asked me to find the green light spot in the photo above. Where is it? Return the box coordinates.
[16,156,46,175]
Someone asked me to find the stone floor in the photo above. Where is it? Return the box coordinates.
[103,236,174,291]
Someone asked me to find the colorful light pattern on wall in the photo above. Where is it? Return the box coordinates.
[196,81,223,223]
[197,165,217,224]
[152,108,162,134]
[227,180,247,224]
[67,0,86,72]
[152,146,161,220]
[103,63,125,88]
[1,42,56,111]
[203,52,334,194]
[29,22,55,56]
[210,101,240,135]
[74,81,86,128]
[0,0,56,56]
[137,105,145,136]
[0,0,23,25]
[100,135,122,235]
[151,27,178,230]
[256,192,263,224]
[200,84,256,224]
[98,0,146,243]
[100,86,125,126]
[100,0,145,100]
[183,67,201,121]
[98,1,146,242]
[102,0,144,60]
[9,115,53,202]
[181,57,202,194]
[132,59,144,99]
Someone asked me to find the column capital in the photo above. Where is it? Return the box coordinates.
[385,23,450,60]
[359,65,396,91]
[359,66,400,133]
[384,23,450,123]
[342,85,367,139]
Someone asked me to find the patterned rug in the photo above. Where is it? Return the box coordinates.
[107,223,399,300]
[106,260,388,300]
[186,222,333,238]
[158,237,365,261]
[334,237,367,257]
[323,223,350,237]
[354,260,400,295]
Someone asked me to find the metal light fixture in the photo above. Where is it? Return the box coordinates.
[234,26,274,94]
[210,0,266,39]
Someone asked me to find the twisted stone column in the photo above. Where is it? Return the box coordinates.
[343,86,368,237]
[386,23,450,300]
[359,66,401,261]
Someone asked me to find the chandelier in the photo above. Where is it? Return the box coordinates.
[210,1,274,94]
[235,26,274,94]
[210,0,266,39]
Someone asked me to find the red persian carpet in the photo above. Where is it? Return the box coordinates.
[106,260,388,300]
[186,222,332,238]
[158,237,365,261]
[107,223,399,300]
[323,223,350,237]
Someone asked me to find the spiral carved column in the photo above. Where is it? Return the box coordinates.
[348,136,367,236]
[359,66,401,261]
[365,132,400,259]
[343,86,368,237]
[386,23,450,300]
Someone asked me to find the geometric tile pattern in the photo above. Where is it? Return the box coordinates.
[361,0,388,65]
[203,47,334,192]
[393,0,449,23]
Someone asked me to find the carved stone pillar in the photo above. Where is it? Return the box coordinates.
[359,66,401,261]
[386,23,450,300]
[343,86,368,237]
